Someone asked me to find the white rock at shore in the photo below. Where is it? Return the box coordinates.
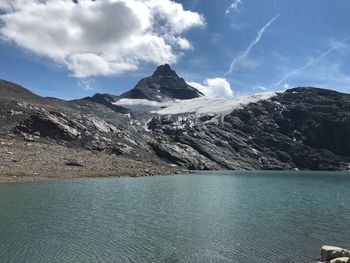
[329,257,350,263]
[321,246,350,262]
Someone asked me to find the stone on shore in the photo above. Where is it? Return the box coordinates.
[321,246,350,262]
[329,257,350,263]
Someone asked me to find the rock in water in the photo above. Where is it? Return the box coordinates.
[321,246,350,261]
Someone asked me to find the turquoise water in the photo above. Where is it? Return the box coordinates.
[0,171,349,263]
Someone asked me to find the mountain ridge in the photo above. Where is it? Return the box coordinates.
[0,66,350,181]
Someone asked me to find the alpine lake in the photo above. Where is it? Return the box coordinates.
[0,171,349,263]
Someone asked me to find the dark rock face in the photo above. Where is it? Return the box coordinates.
[17,112,80,142]
[146,88,350,170]
[118,64,204,101]
[1,75,350,171]
[152,64,178,77]
[275,88,350,156]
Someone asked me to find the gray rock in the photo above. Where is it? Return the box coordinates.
[330,257,350,263]
[321,246,350,262]
[329,257,350,263]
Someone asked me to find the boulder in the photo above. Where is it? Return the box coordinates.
[329,257,350,263]
[321,246,350,261]
[17,111,80,141]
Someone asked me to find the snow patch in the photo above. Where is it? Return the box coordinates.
[113,92,276,115]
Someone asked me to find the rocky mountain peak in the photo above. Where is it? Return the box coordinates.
[118,64,204,102]
[152,64,178,78]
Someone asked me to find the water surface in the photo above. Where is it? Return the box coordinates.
[0,171,349,263]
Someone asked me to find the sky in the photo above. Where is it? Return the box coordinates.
[0,0,350,100]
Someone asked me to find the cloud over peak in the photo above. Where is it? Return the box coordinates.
[0,0,204,78]
[188,78,233,98]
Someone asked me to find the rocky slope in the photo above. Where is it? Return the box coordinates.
[0,137,180,182]
[0,65,349,180]
[145,87,350,170]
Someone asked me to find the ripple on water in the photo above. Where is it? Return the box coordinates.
[0,171,349,262]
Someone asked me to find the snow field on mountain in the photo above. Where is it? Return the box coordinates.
[113,92,277,115]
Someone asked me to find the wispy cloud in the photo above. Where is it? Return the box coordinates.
[224,14,280,77]
[273,48,334,86]
[210,33,224,44]
[287,61,350,92]
[77,78,95,91]
[229,22,248,31]
[273,38,349,86]
[226,0,242,15]
[328,37,349,54]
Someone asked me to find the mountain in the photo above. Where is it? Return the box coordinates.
[1,66,350,181]
[118,64,204,101]
[82,64,204,112]
[146,87,350,170]
[82,93,130,114]
[0,80,42,102]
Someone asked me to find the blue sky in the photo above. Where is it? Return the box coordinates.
[0,0,349,99]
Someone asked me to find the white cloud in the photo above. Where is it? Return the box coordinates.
[165,35,192,50]
[188,78,233,98]
[176,38,191,50]
[0,0,204,78]
[224,14,280,77]
[255,85,267,91]
[226,0,242,15]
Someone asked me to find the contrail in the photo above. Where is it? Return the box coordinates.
[224,13,280,77]
[274,47,335,86]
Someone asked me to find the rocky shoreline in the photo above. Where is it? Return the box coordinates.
[318,246,350,263]
[0,138,184,183]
